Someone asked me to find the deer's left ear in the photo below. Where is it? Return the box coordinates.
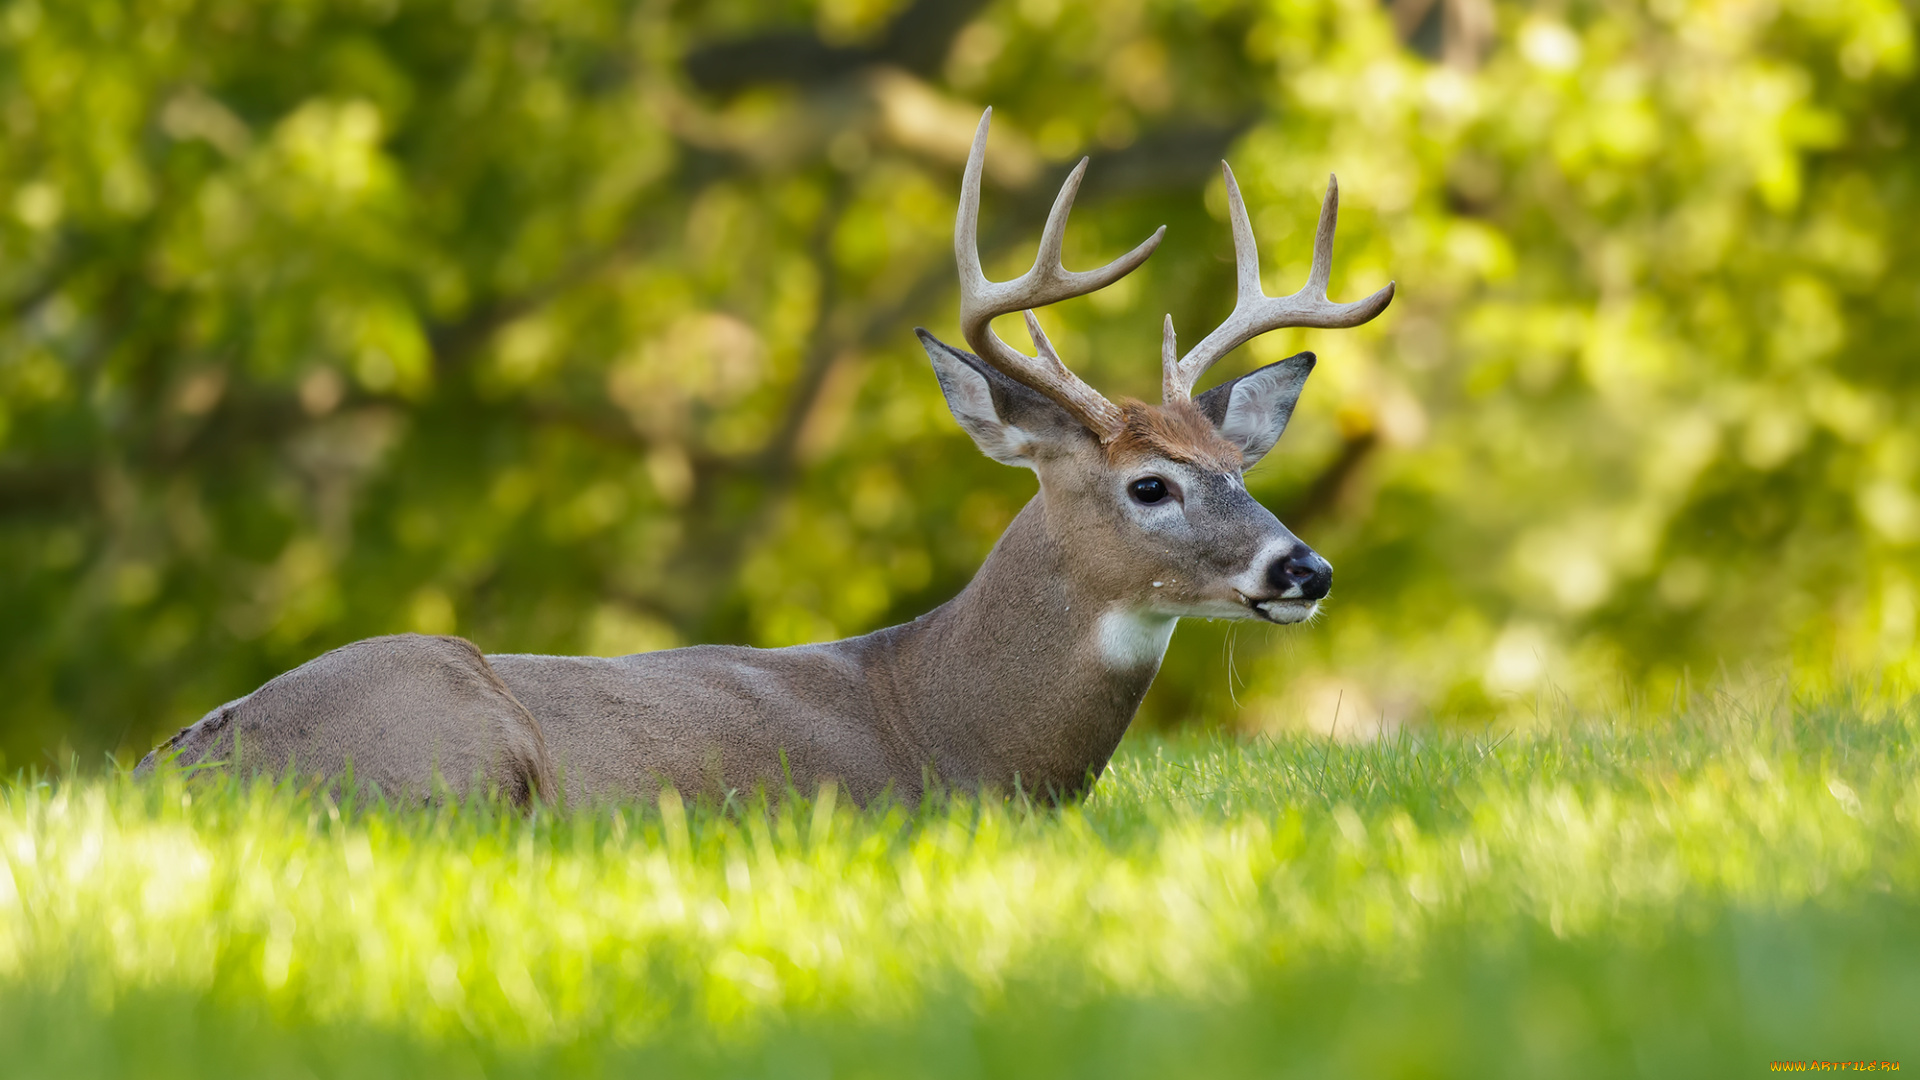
[1193,351,1315,468]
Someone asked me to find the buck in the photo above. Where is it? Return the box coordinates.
[137,110,1393,808]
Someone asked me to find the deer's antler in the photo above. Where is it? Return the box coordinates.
[956,108,1165,440]
[1162,164,1394,402]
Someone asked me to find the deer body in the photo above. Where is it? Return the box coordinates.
[138,109,1392,808]
[491,494,1168,807]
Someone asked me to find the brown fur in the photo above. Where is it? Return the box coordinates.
[1106,398,1244,472]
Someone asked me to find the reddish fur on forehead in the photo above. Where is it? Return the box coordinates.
[1105,398,1243,472]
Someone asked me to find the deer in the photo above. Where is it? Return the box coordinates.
[136,109,1394,809]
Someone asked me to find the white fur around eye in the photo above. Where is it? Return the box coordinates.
[1121,467,1198,533]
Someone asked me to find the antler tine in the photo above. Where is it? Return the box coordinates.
[1032,157,1085,282]
[1163,164,1395,401]
[955,108,1166,439]
[1022,310,1067,369]
[1160,314,1180,402]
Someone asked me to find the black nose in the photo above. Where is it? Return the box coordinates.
[1266,548,1333,601]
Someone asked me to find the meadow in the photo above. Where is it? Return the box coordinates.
[2,688,1915,1078]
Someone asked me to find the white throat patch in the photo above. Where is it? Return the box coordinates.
[1095,609,1177,670]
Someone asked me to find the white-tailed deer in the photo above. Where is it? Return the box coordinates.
[137,109,1393,808]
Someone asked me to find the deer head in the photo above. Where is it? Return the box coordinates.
[917,109,1394,647]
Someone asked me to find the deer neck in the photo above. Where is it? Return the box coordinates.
[865,494,1172,799]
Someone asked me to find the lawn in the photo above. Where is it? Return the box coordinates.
[2,689,1916,1078]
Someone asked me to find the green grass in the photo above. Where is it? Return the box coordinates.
[3,689,1918,1078]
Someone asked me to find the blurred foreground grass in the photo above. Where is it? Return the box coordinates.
[3,690,1918,1078]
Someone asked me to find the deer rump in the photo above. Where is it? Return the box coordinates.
[137,108,1393,810]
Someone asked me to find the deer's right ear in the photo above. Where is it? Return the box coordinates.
[918,329,1075,468]
[1194,351,1316,468]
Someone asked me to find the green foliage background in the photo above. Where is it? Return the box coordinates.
[1,0,1916,765]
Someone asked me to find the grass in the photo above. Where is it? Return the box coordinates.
[2,687,1917,1078]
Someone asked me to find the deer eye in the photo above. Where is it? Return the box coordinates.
[1128,477,1169,505]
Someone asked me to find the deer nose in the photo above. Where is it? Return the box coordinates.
[1266,549,1332,601]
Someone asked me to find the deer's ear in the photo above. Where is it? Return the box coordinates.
[1194,351,1315,468]
[918,330,1080,468]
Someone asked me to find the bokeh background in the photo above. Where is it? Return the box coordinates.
[0,0,1915,768]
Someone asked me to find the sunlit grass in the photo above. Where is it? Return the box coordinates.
[3,689,1918,1077]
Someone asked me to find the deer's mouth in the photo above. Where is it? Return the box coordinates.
[1234,590,1319,624]
[1258,600,1318,624]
